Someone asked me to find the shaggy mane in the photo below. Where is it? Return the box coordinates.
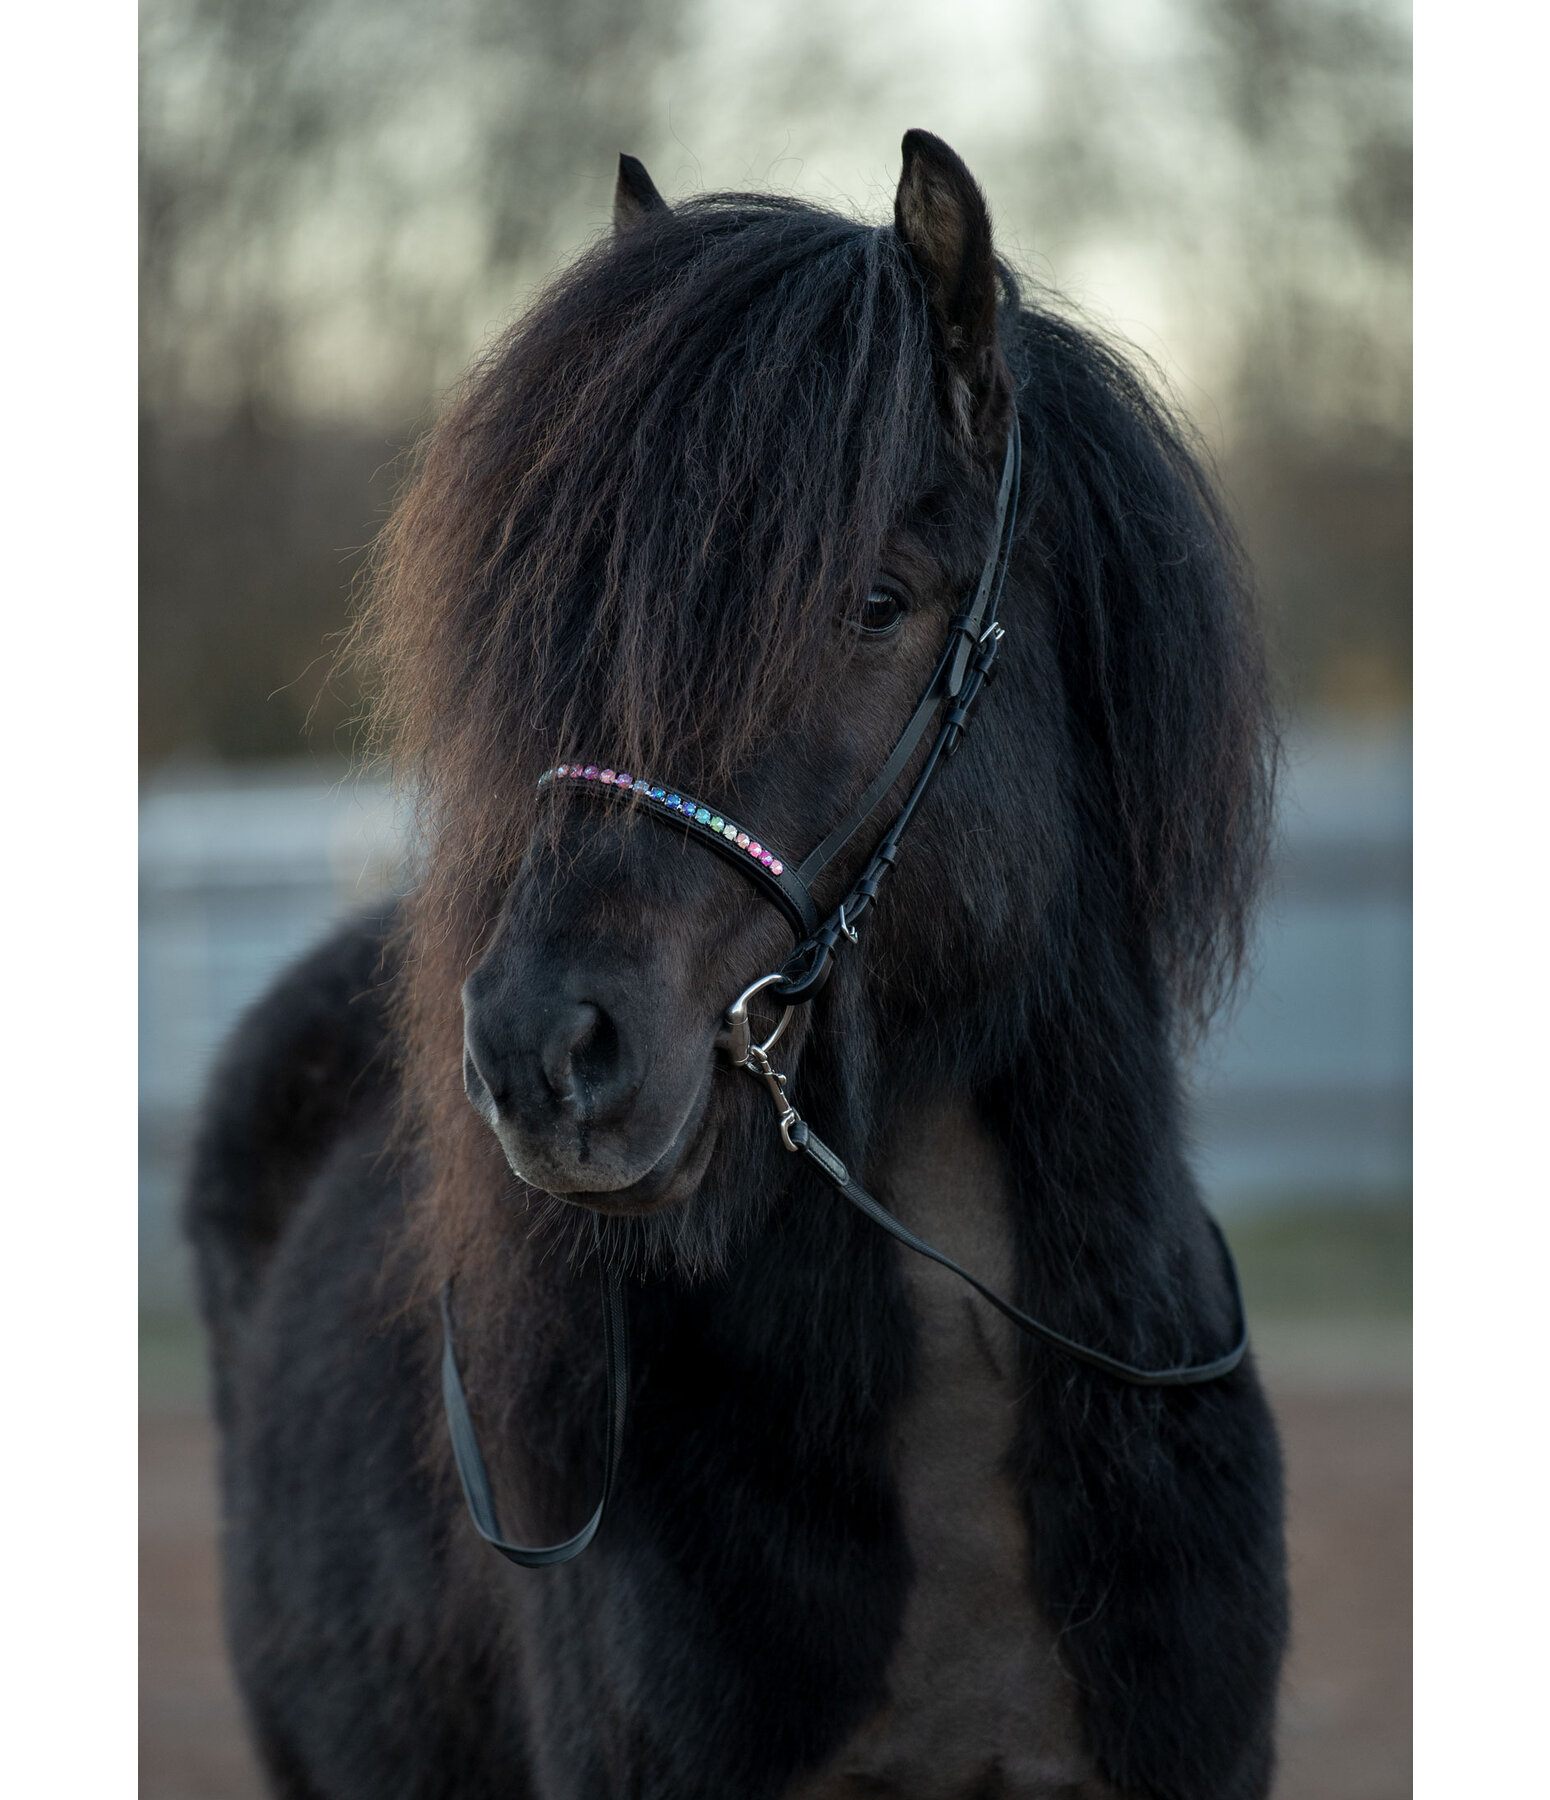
[347,188,1274,1284]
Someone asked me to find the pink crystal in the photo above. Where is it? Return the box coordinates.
[769,860,784,876]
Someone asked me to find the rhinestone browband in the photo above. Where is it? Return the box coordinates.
[538,764,789,878]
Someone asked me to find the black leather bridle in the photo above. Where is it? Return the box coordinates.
[441,418,1250,1568]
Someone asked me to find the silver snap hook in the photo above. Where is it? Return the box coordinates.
[717,971,805,1151]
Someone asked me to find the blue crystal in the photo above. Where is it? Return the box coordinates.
[695,807,711,824]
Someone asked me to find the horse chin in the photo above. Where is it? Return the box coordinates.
[492,1072,719,1216]
[550,1119,719,1216]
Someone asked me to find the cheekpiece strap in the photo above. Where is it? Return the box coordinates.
[794,423,1021,889]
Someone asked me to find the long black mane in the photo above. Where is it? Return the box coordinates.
[1005,304,1274,1028]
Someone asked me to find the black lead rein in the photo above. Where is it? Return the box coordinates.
[440,1223,629,1568]
[718,973,1248,1391]
[441,418,1249,1566]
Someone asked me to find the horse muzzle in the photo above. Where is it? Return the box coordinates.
[460,943,721,1209]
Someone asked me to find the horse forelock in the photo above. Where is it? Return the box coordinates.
[369,197,946,808]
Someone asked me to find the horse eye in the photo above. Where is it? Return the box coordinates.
[857,589,904,635]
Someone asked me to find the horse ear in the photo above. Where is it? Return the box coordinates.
[894,130,1007,441]
[614,154,670,234]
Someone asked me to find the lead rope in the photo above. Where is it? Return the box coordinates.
[720,975,1248,1389]
[440,1217,629,1567]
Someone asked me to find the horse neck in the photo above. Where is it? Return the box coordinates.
[857,898,1228,1363]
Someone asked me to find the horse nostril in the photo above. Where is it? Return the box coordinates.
[540,1001,604,1101]
[462,977,644,1135]
[463,1039,500,1126]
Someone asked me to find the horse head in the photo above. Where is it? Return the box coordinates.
[361,130,1271,1281]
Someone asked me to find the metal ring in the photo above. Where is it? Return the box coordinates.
[721,970,795,1064]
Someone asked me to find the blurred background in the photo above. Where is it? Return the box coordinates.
[140,3,1410,1797]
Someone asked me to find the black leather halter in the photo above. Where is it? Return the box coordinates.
[442,418,1250,1569]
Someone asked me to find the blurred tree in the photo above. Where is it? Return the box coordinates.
[140,0,1409,765]
[141,0,684,423]
[1014,0,1411,708]
[140,0,683,763]
[1193,0,1411,712]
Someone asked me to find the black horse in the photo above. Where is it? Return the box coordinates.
[189,131,1287,1799]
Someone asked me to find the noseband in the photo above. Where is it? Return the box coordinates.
[442,418,1250,1568]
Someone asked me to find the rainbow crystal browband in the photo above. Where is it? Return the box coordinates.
[537,762,823,935]
[539,765,789,877]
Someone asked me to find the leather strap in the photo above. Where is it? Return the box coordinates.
[440,1108,1243,1577]
[770,424,1022,1004]
[440,1258,629,1565]
[795,424,1021,889]
[787,1120,1248,1386]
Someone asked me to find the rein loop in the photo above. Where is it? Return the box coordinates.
[440,1227,629,1568]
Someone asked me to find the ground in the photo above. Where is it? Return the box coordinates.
[140,1206,1411,1800]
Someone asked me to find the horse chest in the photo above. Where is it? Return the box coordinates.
[788,1100,1116,1800]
